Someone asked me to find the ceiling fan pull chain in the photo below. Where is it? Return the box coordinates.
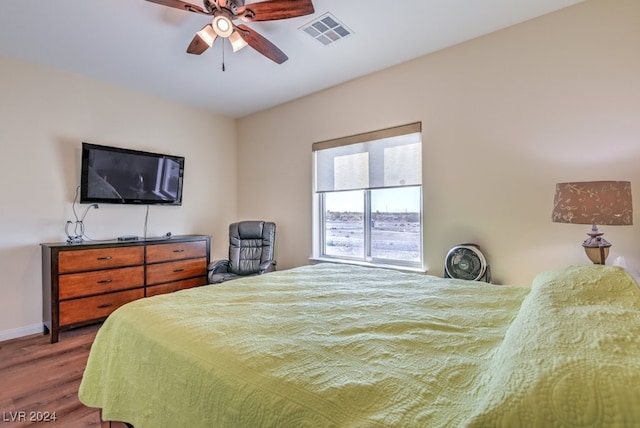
[221,40,226,72]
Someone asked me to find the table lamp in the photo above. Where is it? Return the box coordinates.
[552,181,633,264]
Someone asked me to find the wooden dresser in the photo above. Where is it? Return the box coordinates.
[41,234,210,343]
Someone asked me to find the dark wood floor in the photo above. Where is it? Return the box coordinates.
[0,324,128,428]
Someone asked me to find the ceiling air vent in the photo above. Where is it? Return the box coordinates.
[300,12,352,46]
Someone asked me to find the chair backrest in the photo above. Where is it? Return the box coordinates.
[228,221,276,275]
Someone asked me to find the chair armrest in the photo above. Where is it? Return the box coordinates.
[259,260,277,274]
[208,260,230,284]
[208,260,229,274]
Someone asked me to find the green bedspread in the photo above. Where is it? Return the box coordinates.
[78,263,640,427]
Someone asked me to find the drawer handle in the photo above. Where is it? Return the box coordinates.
[97,303,113,309]
[97,256,113,261]
[97,279,112,284]
[172,249,185,253]
[173,268,185,273]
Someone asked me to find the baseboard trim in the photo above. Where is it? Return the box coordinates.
[0,323,43,342]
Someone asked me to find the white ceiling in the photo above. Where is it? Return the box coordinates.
[0,0,584,119]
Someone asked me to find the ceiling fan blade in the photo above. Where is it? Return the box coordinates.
[187,24,218,54]
[238,0,314,22]
[144,0,208,14]
[236,24,288,64]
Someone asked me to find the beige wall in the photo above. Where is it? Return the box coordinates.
[0,56,237,340]
[237,0,640,286]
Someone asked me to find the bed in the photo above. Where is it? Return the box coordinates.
[79,263,640,427]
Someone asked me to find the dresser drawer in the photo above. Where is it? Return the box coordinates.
[146,277,207,297]
[146,240,207,263]
[42,235,210,343]
[146,258,207,285]
[59,266,145,299]
[58,246,144,273]
[59,288,144,327]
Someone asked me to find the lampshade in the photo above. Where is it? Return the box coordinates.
[552,181,633,264]
[229,30,248,52]
[196,24,217,48]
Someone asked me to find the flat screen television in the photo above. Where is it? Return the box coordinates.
[80,142,185,205]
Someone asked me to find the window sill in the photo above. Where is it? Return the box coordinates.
[309,257,428,274]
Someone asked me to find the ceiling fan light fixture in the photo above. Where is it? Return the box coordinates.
[196,24,217,47]
[212,15,233,38]
[229,30,248,52]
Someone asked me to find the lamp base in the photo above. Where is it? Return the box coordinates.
[582,225,611,265]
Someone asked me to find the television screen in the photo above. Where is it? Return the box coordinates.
[80,143,185,205]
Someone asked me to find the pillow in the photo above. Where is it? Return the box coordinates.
[613,256,640,287]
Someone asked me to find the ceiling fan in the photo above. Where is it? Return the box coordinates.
[145,0,315,64]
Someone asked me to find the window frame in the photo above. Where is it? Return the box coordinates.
[312,123,425,272]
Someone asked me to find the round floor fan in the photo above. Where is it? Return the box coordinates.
[444,243,491,283]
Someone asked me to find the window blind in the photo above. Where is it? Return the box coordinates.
[313,122,422,192]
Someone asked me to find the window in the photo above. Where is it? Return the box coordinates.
[153,158,181,200]
[313,123,423,269]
